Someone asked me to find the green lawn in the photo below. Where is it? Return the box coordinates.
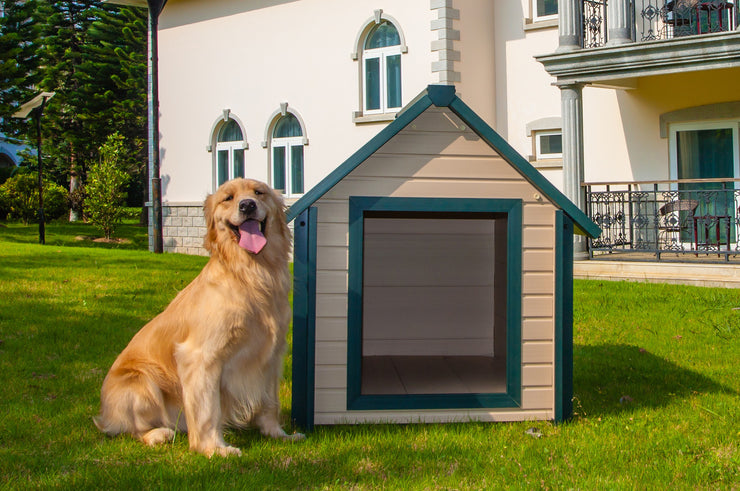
[1,221,739,489]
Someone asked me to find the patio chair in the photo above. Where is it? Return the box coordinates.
[658,199,699,251]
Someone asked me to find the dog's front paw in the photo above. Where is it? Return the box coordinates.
[207,445,242,458]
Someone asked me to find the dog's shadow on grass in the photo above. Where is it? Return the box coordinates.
[573,343,734,417]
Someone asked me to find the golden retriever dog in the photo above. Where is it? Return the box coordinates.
[94,178,303,457]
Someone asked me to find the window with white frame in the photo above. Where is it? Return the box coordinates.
[533,0,558,21]
[215,119,245,188]
[362,20,402,115]
[271,114,304,197]
[534,129,563,160]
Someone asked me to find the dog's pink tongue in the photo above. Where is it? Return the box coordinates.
[238,220,266,254]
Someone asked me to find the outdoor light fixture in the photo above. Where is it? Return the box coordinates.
[12,91,55,245]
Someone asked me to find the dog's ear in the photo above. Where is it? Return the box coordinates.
[203,193,216,252]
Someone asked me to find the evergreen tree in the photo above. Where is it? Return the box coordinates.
[85,5,148,210]
[0,0,42,138]
[0,1,147,221]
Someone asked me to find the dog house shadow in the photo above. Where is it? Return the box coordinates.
[573,343,734,416]
[288,85,601,430]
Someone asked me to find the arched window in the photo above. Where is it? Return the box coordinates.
[215,119,245,187]
[271,114,304,197]
[362,20,402,114]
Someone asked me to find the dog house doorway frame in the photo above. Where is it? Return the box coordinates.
[346,196,523,411]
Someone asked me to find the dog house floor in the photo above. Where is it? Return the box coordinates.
[361,355,506,395]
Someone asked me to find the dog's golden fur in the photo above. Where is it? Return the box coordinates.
[94,178,302,457]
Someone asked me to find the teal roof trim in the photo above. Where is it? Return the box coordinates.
[286,85,600,238]
[447,97,601,238]
[286,93,434,222]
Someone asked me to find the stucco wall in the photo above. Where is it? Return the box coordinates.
[157,0,436,205]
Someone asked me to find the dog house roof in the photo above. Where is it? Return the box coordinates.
[287,84,600,238]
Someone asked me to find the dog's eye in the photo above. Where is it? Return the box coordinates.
[224,195,233,202]
[254,189,263,196]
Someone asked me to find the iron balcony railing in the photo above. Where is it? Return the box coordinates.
[582,0,740,48]
[585,179,740,261]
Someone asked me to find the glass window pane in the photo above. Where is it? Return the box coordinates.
[364,21,400,49]
[537,0,558,16]
[290,145,304,195]
[217,150,229,186]
[386,54,401,109]
[272,146,286,192]
[232,148,244,179]
[540,134,562,155]
[217,120,242,142]
[273,114,302,138]
[365,57,381,111]
[677,128,733,180]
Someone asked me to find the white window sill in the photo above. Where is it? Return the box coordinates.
[523,17,558,32]
[353,111,397,124]
[529,158,563,169]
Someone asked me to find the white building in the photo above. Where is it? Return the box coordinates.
[117,0,740,261]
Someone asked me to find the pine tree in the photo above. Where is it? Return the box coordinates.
[0,1,148,221]
[0,0,42,137]
[84,5,148,211]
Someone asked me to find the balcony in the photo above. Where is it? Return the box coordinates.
[537,0,740,88]
[585,178,740,262]
[585,0,739,48]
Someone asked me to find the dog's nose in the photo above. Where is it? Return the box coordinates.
[239,199,257,215]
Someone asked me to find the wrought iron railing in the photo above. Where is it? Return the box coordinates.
[585,179,740,261]
[582,0,740,47]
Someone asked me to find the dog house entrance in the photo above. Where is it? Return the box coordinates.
[360,211,508,396]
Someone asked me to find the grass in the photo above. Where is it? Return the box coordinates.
[1,221,739,489]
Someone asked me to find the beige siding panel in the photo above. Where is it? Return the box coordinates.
[522,365,553,387]
[315,341,347,366]
[363,286,495,357]
[376,130,495,157]
[326,177,544,203]
[316,246,347,271]
[353,154,524,181]
[392,179,542,202]
[314,389,347,413]
[523,226,556,247]
[314,366,346,390]
[523,318,554,341]
[314,201,348,224]
[523,295,554,318]
[523,203,558,226]
[522,387,554,409]
[315,293,347,319]
[316,270,347,295]
[313,408,553,425]
[523,273,554,295]
[523,341,554,364]
[316,223,348,247]
[393,107,468,133]
[523,250,555,272]
[315,318,347,342]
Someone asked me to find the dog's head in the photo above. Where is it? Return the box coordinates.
[203,178,289,259]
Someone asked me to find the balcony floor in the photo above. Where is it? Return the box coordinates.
[575,257,740,288]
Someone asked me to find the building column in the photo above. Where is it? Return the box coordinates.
[557,0,582,52]
[560,83,588,258]
[606,0,632,45]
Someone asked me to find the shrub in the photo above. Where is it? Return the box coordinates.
[86,133,131,239]
[0,172,69,223]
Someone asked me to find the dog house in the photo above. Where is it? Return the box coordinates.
[288,85,600,430]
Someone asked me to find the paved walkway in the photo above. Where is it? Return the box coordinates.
[574,260,740,289]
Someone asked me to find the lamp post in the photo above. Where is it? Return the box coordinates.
[13,91,55,245]
[103,0,166,253]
